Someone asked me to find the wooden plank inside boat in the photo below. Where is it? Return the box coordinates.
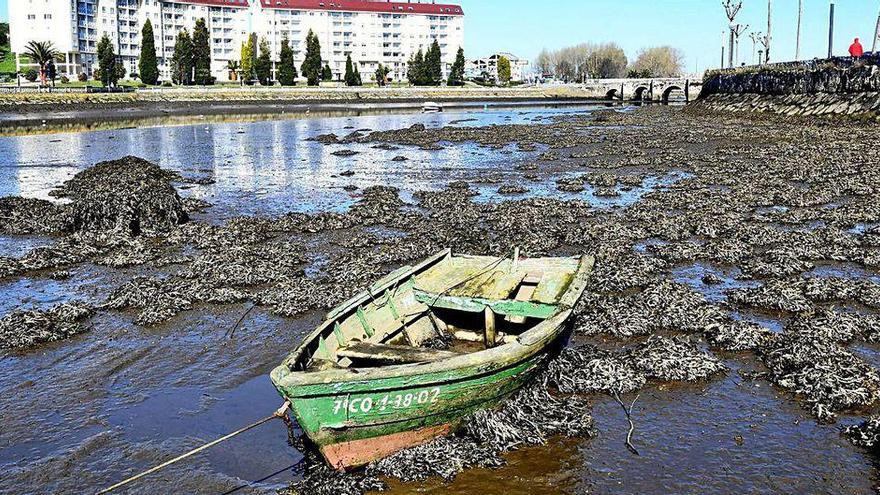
[336,342,461,364]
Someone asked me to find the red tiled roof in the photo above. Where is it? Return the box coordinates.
[259,0,464,16]
[173,0,250,8]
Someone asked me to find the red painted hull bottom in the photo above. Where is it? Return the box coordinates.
[321,423,453,470]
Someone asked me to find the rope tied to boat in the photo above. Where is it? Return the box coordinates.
[96,401,291,494]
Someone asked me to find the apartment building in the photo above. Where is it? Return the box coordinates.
[9,0,463,83]
[466,52,530,83]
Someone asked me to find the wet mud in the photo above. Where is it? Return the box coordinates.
[2,104,880,494]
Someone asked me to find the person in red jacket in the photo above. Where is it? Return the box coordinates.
[849,38,864,58]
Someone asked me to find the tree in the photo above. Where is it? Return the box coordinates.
[586,43,628,78]
[344,54,361,86]
[139,19,159,85]
[22,41,60,86]
[192,18,212,85]
[0,22,8,47]
[170,29,193,85]
[301,29,322,86]
[277,38,297,85]
[497,55,511,85]
[447,46,465,86]
[535,48,552,77]
[425,39,442,85]
[375,64,390,86]
[408,48,426,85]
[322,63,333,81]
[96,35,118,87]
[240,36,255,83]
[255,37,272,85]
[344,54,355,86]
[45,58,57,87]
[227,60,240,82]
[629,46,684,78]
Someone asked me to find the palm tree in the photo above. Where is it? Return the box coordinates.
[23,41,61,86]
[226,60,240,82]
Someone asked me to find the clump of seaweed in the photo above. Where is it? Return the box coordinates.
[0,302,93,349]
[845,416,880,449]
[0,196,68,235]
[630,335,726,381]
[543,344,646,394]
[704,319,774,351]
[51,156,188,235]
[759,335,880,422]
[368,436,504,482]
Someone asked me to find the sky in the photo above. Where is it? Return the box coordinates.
[2,0,878,73]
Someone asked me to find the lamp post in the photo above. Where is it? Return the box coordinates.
[795,0,803,60]
[828,0,835,58]
[765,0,772,63]
[874,3,880,52]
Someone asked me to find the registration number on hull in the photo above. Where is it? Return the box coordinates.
[332,387,441,415]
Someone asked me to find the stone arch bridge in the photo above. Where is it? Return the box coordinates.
[579,78,703,102]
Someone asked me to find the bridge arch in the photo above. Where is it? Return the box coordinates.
[662,85,685,103]
[633,86,650,101]
[605,88,619,100]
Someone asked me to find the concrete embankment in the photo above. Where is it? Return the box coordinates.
[692,56,880,120]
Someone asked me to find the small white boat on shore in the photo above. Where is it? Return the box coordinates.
[422,101,443,113]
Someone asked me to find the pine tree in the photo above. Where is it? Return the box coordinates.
[277,37,298,86]
[301,29,322,86]
[344,54,355,86]
[353,64,362,86]
[96,34,117,87]
[138,19,159,85]
[447,46,465,86]
[170,29,193,85]
[426,38,442,85]
[255,37,272,85]
[322,63,332,81]
[192,18,212,85]
[240,39,253,83]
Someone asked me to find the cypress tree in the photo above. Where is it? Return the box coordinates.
[353,64,361,86]
[138,19,159,85]
[301,29,322,86]
[192,18,212,85]
[255,37,272,85]
[427,39,442,85]
[96,34,117,87]
[408,48,425,85]
[277,37,298,86]
[344,54,355,86]
[322,63,332,81]
[447,46,465,86]
[170,29,193,85]
[375,63,389,86]
[240,39,253,83]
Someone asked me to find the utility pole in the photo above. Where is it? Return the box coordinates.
[766,0,773,63]
[795,0,804,60]
[750,32,762,64]
[721,29,727,68]
[828,0,835,58]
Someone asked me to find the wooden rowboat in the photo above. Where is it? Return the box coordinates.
[270,248,593,470]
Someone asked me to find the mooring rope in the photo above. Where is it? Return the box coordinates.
[97,401,291,494]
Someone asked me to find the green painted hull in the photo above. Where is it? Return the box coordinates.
[269,250,593,468]
[271,318,570,468]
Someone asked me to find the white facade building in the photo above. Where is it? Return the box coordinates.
[465,52,529,83]
[9,0,463,83]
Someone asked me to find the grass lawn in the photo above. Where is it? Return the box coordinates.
[0,46,16,75]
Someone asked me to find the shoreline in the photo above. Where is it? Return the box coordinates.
[0,97,611,134]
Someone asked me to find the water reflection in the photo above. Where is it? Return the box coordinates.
[0,104,608,221]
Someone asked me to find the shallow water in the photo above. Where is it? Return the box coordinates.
[2,105,880,495]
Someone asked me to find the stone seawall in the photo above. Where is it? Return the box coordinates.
[694,56,880,120]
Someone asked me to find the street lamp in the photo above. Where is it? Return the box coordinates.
[828,0,835,58]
